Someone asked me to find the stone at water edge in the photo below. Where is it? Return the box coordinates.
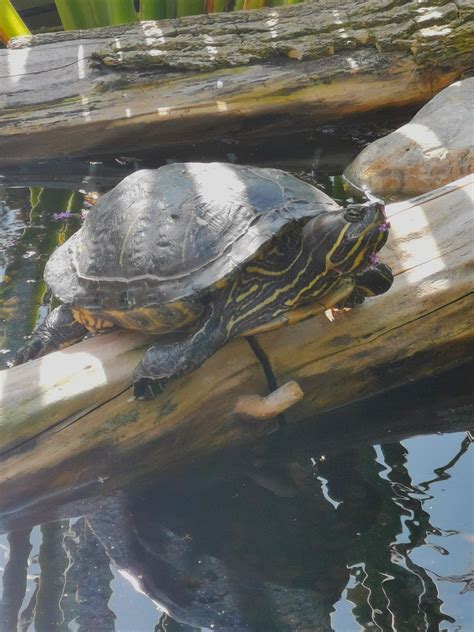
[344,78,473,199]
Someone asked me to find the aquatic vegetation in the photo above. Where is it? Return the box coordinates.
[0,187,84,356]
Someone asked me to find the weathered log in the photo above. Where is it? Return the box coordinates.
[0,175,472,519]
[1,0,473,165]
[1,362,472,533]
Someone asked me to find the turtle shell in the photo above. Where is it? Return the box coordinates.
[45,163,340,311]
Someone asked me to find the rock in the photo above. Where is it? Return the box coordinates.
[344,79,474,199]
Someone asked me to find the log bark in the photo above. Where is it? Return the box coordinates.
[1,0,473,165]
[0,175,472,519]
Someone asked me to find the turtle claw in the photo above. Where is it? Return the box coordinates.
[132,378,164,400]
[12,338,44,367]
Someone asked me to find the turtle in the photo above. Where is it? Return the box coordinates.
[13,162,393,398]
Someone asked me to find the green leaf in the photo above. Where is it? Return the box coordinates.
[140,0,176,19]
[55,0,138,29]
[0,0,31,44]
[55,0,91,29]
[204,0,226,12]
[103,0,138,26]
[176,0,204,17]
[243,0,266,8]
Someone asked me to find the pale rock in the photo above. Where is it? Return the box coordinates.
[344,79,473,199]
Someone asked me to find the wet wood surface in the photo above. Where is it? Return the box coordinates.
[0,175,472,518]
[1,0,473,164]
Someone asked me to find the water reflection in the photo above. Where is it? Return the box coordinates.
[0,423,472,631]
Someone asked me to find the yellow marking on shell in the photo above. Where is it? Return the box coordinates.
[242,279,355,336]
[246,248,302,277]
[226,220,381,337]
[227,222,377,335]
[325,221,380,273]
[225,258,314,335]
[350,224,381,271]
[100,301,201,335]
[285,227,372,308]
[236,283,259,303]
[247,265,287,277]
[350,242,371,272]
[225,244,305,309]
[72,308,114,333]
[214,278,228,290]
[95,319,115,331]
[324,223,349,271]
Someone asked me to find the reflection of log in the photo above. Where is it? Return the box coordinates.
[1,0,473,165]
[0,176,473,518]
[0,530,32,630]
[34,522,69,632]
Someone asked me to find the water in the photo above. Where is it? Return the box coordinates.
[0,142,473,631]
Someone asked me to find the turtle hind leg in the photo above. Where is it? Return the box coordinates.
[133,311,228,399]
[12,304,88,366]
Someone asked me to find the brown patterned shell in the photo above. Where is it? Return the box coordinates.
[45,162,340,312]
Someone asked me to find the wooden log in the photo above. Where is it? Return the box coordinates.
[1,361,472,533]
[0,175,473,519]
[1,0,473,165]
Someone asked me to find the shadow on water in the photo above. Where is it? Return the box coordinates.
[0,363,472,631]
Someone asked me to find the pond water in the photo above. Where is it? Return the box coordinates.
[1,130,473,631]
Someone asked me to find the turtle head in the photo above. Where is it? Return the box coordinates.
[303,200,389,276]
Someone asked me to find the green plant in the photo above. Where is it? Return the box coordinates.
[55,0,138,30]
[140,0,177,19]
[0,0,30,45]
[2,0,307,41]
[176,0,204,17]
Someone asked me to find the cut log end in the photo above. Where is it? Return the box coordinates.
[234,381,304,421]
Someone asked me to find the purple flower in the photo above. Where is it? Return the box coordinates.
[378,220,390,232]
[53,211,73,221]
[369,253,379,268]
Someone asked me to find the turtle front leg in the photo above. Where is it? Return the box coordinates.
[133,312,228,399]
[336,262,394,309]
[12,304,88,366]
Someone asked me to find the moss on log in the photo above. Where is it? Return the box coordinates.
[1,0,473,164]
[0,175,472,518]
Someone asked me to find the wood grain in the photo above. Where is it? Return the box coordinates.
[1,0,472,163]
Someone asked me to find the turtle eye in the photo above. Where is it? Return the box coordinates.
[344,204,367,223]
